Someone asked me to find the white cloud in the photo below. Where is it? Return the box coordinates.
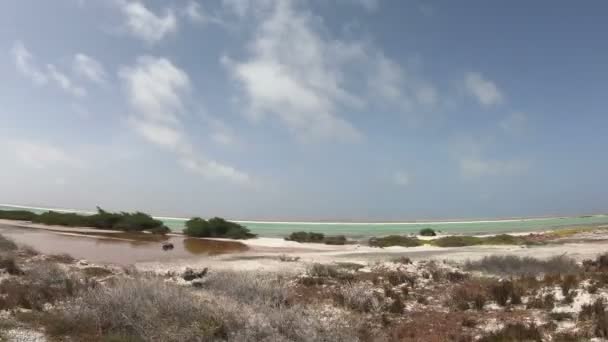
[10,41,86,97]
[118,1,177,43]
[10,41,48,85]
[464,72,503,107]
[46,64,87,97]
[181,1,223,25]
[119,56,252,184]
[224,1,438,142]
[369,53,438,111]
[119,56,190,124]
[500,111,527,134]
[225,0,369,142]
[393,171,411,186]
[9,140,82,169]
[73,54,106,84]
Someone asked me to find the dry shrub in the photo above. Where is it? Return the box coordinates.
[478,323,542,342]
[561,274,578,296]
[0,262,84,310]
[0,234,18,251]
[0,253,22,275]
[305,263,354,282]
[527,293,555,310]
[390,311,475,342]
[82,266,114,278]
[391,256,412,264]
[334,282,381,313]
[450,278,489,310]
[465,255,579,276]
[43,277,223,341]
[46,253,75,264]
[202,270,292,306]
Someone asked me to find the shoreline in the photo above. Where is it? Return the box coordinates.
[2,203,606,225]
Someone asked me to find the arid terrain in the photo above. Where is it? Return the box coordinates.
[4,223,608,341]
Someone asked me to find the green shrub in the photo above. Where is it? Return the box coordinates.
[0,210,37,221]
[369,235,422,248]
[285,231,325,243]
[419,228,436,236]
[183,217,255,239]
[431,236,482,247]
[4,208,170,233]
[285,232,348,245]
[322,235,348,245]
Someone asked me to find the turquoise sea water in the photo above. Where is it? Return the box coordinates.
[2,204,608,238]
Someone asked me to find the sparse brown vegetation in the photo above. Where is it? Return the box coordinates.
[464,255,580,276]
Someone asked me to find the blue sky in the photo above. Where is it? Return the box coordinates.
[1,0,607,220]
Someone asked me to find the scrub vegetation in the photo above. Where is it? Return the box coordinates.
[4,233,608,341]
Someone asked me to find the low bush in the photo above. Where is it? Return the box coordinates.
[464,255,580,276]
[419,228,436,236]
[0,208,170,233]
[478,323,542,342]
[323,235,348,245]
[450,278,489,310]
[285,231,325,243]
[183,217,255,239]
[42,277,224,341]
[285,232,348,245]
[368,235,422,248]
[0,253,22,275]
[306,263,354,282]
[431,236,482,247]
[0,210,37,221]
[0,234,18,251]
[335,282,381,313]
[0,263,85,311]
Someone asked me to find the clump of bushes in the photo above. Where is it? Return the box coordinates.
[0,210,37,221]
[285,231,348,245]
[464,255,580,276]
[183,217,255,239]
[478,323,542,342]
[419,228,436,236]
[0,235,18,252]
[431,234,527,247]
[431,235,482,247]
[369,235,422,248]
[0,208,169,233]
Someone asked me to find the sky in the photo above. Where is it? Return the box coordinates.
[1,0,607,221]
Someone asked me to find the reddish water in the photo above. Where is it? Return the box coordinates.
[0,225,248,265]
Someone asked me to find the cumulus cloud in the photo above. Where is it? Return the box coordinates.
[118,1,177,43]
[73,54,106,84]
[393,171,411,186]
[224,0,363,142]
[224,0,437,142]
[10,41,47,85]
[464,72,503,107]
[46,64,86,97]
[119,56,251,184]
[10,41,86,97]
[181,1,223,25]
[369,53,438,111]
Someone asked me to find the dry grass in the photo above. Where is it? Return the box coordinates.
[0,234,18,251]
[0,253,22,275]
[464,255,580,276]
[0,262,85,310]
[478,323,542,342]
[334,282,381,313]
